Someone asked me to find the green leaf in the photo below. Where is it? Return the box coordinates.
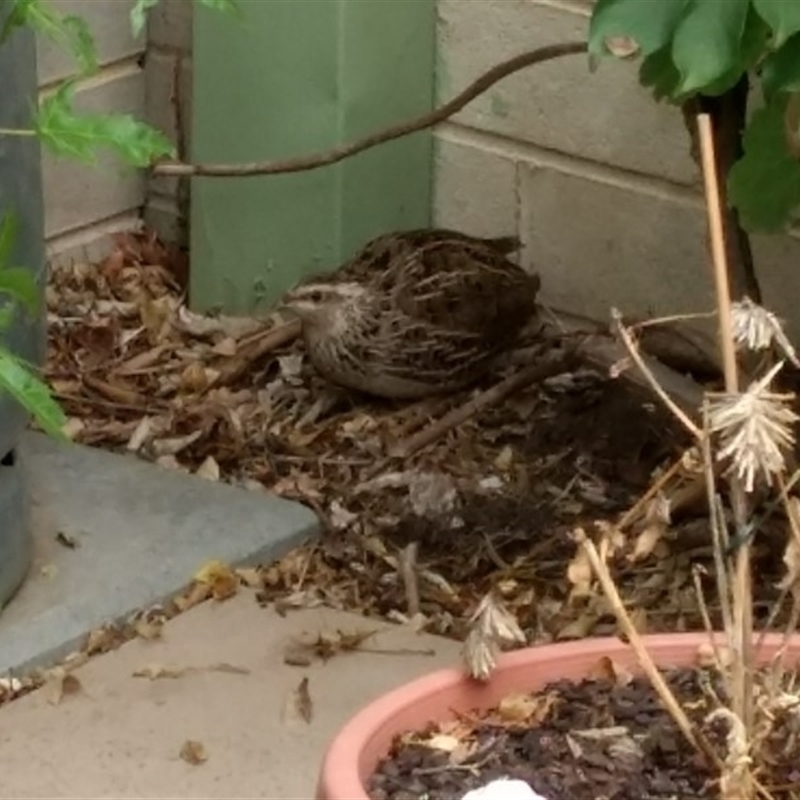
[639,47,681,101]
[130,0,159,37]
[0,347,67,439]
[0,0,29,42]
[700,5,772,97]
[0,212,17,269]
[35,83,176,166]
[728,96,800,232]
[761,31,800,97]
[0,305,15,332]
[5,0,97,74]
[0,268,38,314]
[59,14,98,74]
[671,0,750,95]
[753,0,800,47]
[589,0,687,57]
[196,0,240,16]
[131,0,239,36]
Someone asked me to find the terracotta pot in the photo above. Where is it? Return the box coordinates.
[316,632,800,800]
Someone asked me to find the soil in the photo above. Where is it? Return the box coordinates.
[369,665,799,800]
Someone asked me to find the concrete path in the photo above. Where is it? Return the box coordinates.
[0,596,460,799]
[0,433,317,674]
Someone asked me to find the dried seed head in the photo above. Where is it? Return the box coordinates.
[469,591,526,646]
[463,592,526,681]
[731,297,800,366]
[707,363,799,493]
[462,627,498,682]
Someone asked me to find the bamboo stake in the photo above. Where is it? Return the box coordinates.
[697,114,754,739]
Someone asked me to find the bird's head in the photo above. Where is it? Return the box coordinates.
[281,281,367,327]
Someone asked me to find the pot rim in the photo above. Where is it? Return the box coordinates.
[317,631,798,800]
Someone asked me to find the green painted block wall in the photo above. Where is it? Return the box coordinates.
[190,0,436,314]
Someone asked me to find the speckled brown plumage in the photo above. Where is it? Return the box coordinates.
[281,228,540,399]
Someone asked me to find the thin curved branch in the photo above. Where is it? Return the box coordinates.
[153,41,588,178]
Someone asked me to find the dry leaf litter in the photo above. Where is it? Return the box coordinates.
[15,229,787,702]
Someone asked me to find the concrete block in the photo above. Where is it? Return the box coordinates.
[518,163,800,342]
[519,163,714,320]
[0,432,318,675]
[42,66,146,238]
[148,0,193,52]
[37,0,143,86]
[432,130,518,238]
[45,211,142,266]
[436,0,697,186]
[144,196,186,245]
[751,232,800,343]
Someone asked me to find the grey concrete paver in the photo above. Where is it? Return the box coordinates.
[0,597,461,799]
[0,433,318,674]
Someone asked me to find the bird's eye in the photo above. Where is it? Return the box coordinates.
[309,290,323,303]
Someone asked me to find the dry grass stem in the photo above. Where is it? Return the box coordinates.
[701,404,735,646]
[615,452,695,532]
[692,565,726,673]
[632,311,718,330]
[612,309,702,438]
[575,528,721,769]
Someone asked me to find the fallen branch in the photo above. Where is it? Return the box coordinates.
[390,346,581,460]
[212,318,301,387]
[540,305,707,417]
[153,42,588,178]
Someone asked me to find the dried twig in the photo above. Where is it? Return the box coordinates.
[213,319,301,387]
[701,403,734,646]
[389,348,581,460]
[615,453,692,532]
[153,43,587,177]
[575,528,722,770]
[612,309,703,438]
[631,311,718,330]
[399,542,421,618]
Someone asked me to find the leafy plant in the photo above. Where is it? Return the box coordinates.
[0,0,236,437]
[589,0,800,233]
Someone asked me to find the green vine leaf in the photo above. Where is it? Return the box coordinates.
[0,213,36,316]
[728,96,800,232]
[35,82,176,166]
[589,0,686,57]
[130,0,239,37]
[671,0,750,95]
[753,0,800,48]
[0,347,66,439]
[761,32,800,97]
[0,268,38,315]
[130,0,159,37]
[2,0,97,75]
[197,0,239,12]
[639,47,681,101]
